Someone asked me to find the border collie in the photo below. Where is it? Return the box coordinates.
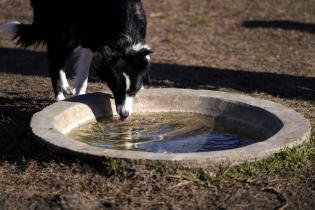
[1,0,152,120]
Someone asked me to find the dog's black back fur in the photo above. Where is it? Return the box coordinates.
[17,0,147,50]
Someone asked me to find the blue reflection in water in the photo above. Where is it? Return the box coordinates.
[136,134,256,153]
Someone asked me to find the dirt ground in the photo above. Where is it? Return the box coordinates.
[0,0,315,209]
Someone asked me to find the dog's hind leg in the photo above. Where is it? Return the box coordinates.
[49,59,65,101]
[47,43,75,101]
[74,48,93,95]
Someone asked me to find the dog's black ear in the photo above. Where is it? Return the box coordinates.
[134,48,153,59]
[127,47,153,67]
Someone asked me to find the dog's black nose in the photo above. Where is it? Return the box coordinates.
[120,110,129,119]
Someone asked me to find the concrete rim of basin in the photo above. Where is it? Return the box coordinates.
[31,88,311,167]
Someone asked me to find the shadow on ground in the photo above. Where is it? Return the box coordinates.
[0,95,116,176]
[150,63,315,101]
[0,96,51,160]
[0,48,49,76]
[242,20,315,34]
[1,47,315,102]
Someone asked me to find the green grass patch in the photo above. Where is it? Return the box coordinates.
[193,16,209,26]
[162,35,175,43]
[224,134,315,181]
[102,158,122,176]
[183,169,218,187]
[183,169,216,187]
[177,16,209,27]
[183,133,315,185]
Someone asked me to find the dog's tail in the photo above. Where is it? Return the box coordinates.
[1,21,44,47]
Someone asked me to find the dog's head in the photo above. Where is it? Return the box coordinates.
[93,43,152,119]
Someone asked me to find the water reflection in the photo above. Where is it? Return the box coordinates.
[69,112,261,153]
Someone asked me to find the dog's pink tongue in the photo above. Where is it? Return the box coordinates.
[119,117,128,122]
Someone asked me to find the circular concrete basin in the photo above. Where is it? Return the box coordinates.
[31,88,311,167]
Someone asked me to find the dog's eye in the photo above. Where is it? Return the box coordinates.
[127,90,136,96]
[127,82,142,96]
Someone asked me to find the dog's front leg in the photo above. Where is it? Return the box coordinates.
[59,69,75,95]
[74,48,94,95]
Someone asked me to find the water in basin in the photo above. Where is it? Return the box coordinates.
[69,112,263,153]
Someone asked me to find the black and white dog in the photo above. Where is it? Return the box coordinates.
[1,0,152,119]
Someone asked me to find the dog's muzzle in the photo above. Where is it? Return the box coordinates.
[116,96,133,119]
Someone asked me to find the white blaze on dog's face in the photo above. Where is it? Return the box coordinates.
[116,72,134,118]
[94,43,152,119]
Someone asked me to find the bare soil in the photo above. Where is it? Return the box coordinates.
[0,0,315,209]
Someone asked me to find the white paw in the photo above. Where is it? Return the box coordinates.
[55,93,65,101]
[75,88,86,96]
[62,86,76,95]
